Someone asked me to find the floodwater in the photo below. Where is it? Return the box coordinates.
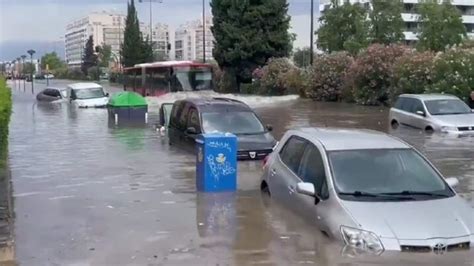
[6,79,474,265]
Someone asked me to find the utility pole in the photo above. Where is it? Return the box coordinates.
[203,0,206,63]
[310,0,314,66]
[139,0,164,51]
[27,49,35,94]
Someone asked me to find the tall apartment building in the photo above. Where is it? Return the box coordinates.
[65,12,125,67]
[140,23,175,60]
[319,0,474,43]
[174,16,214,61]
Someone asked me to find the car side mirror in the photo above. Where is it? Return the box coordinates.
[186,127,197,135]
[446,177,459,188]
[416,110,425,117]
[105,93,109,97]
[266,124,273,132]
[296,182,315,196]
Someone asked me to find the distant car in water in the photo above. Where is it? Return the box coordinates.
[36,87,67,103]
[67,82,109,108]
[167,98,277,160]
[390,94,474,134]
[261,127,473,253]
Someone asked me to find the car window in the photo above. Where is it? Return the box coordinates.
[410,99,425,114]
[179,104,190,130]
[394,97,405,110]
[279,136,307,174]
[187,108,201,132]
[170,101,185,129]
[298,144,329,199]
[400,97,413,112]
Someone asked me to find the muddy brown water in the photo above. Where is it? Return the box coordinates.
[7,80,474,265]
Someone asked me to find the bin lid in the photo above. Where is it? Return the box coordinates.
[108,91,148,107]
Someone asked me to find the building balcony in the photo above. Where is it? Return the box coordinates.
[403,31,418,41]
[462,15,474,24]
[401,13,420,22]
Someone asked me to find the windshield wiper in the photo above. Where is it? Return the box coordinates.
[339,191,414,200]
[381,191,449,198]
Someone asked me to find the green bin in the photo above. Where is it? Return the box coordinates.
[108,92,148,125]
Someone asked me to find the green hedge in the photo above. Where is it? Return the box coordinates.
[0,77,12,165]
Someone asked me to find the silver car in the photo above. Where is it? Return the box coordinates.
[261,128,473,253]
[389,94,474,134]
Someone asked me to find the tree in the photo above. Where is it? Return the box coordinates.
[22,62,36,75]
[317,0,370,54]
[417,0,467,52]
[40,52,64,71]
[96,45,112,68]
[141,36,154,63]
[293,47,314,68]
[370,0,405,45]
[211,0,293,91]
[122,0,150,67]
[81,35,98,75]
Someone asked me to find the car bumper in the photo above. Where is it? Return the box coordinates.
[237,149,272,160]
[78,105,107,108]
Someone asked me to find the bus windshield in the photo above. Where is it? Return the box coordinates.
[173,67,212,91]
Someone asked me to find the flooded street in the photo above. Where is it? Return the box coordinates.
[7,80,474,265]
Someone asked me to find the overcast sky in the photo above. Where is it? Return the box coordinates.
[0,0,319,60]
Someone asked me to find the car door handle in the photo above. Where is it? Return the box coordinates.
[270,169,276,176]
[288,185,296,194]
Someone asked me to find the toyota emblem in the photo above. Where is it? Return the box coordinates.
[432,243,448,254]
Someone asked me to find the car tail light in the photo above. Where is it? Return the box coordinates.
[262,155,269,169]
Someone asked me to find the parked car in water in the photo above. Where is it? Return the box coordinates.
[167,98,277,160]
[36,87,67,102]
[390,94,474,134]
[261,127,473,253]
[67,83,109,108]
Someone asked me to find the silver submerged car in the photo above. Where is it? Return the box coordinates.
[261,128,473,253]
[389,94,474,134]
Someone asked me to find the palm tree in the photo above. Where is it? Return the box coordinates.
[27,49,36,93]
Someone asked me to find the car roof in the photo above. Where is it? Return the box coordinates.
[67,83,102,90]
[180,97,251,112]
[295,127,410,151]
[399,94,460,101]
[45,87,66,91]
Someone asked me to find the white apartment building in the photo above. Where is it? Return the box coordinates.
[140,23,175,60]
[65,11,126,67]
[319,0,474,43]
[174,16,214,62]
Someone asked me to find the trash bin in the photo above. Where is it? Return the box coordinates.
[107,91,148,125]
[196,133,238,192]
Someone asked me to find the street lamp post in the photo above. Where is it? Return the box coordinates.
[310,0,314,66]
[21,55,27,91]
[139,0,164,49]
[27,49,35,94]
[203,0,206,63]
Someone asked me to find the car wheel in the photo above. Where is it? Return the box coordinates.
[391,120,399,129]
[425,126,434,134]
[260,181,271,197]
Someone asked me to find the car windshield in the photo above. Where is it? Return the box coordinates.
[328,149,454,201]
[73,87,105,100]
[425,99,471,115]
[202,111,265,134]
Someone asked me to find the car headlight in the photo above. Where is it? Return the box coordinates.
[441,126,458,132]
[341,226,384,254]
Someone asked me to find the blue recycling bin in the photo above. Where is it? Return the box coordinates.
[196,133,238,192]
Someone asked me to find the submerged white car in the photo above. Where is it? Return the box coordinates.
[67,83,109,108]
[261,128,473,253]
[390,94,474,134]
